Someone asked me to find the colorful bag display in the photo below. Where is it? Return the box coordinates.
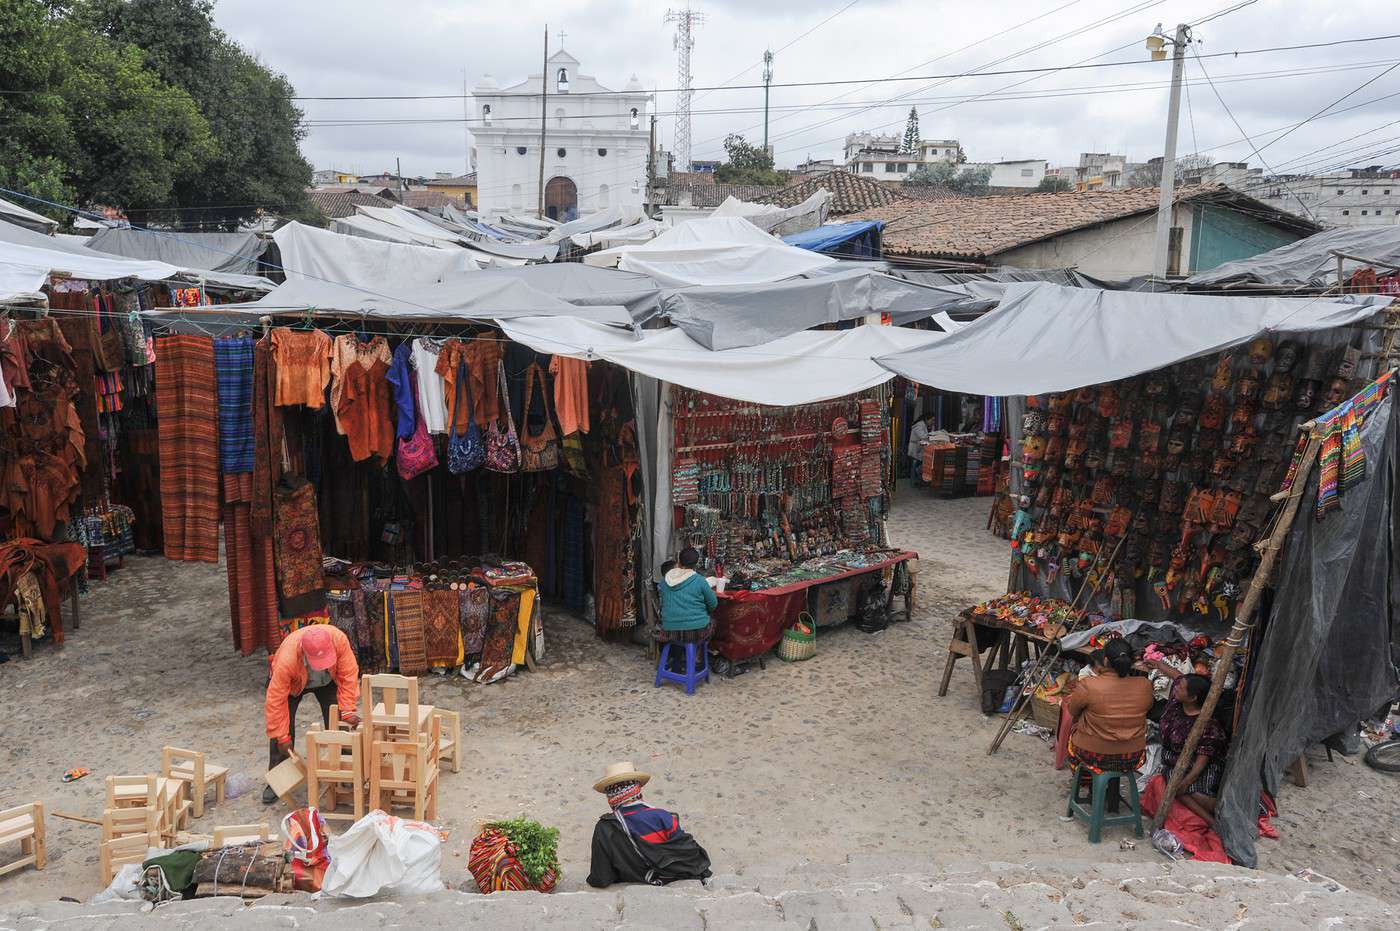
[484,360,521,473]
[447,360,485,474]
[281,807,330,892]
[396,371,439,480]
[520,362,559,472]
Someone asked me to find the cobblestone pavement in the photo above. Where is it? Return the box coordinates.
[0,856,1394,929]
[3,490,1397,916]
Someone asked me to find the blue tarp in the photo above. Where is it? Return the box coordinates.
[783,221,883,258]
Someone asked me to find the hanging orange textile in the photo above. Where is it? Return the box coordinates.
[436,337,502,431]
[549,355,590,435]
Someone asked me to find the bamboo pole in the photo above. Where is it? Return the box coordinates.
[987,525,1131,755]
[1150,424,1322,832]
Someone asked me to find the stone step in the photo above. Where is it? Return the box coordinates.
[0,856,1392,930]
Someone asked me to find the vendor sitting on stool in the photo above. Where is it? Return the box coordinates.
[1064,639,1154,787]
[657,547,717,648]
[587,761,712,888]
[262,625,360,803]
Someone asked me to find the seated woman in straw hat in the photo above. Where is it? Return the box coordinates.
[586,761,712,888]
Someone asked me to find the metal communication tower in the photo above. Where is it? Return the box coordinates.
[664,7,704,172]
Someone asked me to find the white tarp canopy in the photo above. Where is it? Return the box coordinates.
[330,213,445,246]
[0,195,59,234]
[596,216,838,286]
[572,218,669,250]
[501,316,945,406]
[273,221,488,290]
[173,275,634,326]
[876,282,1394,395]
[0,217,273,301]
[709,190,832,236]
[355,205,471,245]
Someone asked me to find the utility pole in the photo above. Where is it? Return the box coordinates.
[664,7,704,173]
[396,156,404,199]
[1150,23,1190,280]
[463,68,471,179]
[537,24,549,219]
[762,49,774,156]
[647,114,657,217]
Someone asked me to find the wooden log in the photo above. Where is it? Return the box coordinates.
[1150,428,1322,832]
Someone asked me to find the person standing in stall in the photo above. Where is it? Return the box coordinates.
[262,625,360,803]
[906,412,935,485]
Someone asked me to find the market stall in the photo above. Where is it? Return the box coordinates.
[879,279,1400,866]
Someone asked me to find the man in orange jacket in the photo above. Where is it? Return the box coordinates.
[262,625,360,803]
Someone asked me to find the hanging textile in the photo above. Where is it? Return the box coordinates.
[334,358,395,462]
[250,338,283,538]
[549,355,590,435]
[390,589,429,675]
[328,334,391,434]
[1304,370,1394,520]
[460,584,489,655]
[479,589,518,670]
[437,337,502,431]
[223,472,280,654]
[385,341,418,440]
[269,328,332,408]
[54,305,106,502]
[273,479,326,616]
[155,334,221,563]
[411,338,449,434]
[214,337,256,474]
[423,588,463,667]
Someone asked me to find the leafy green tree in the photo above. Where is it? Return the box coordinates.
[1037,175,1074,192]
[76,0,314,228]
[0,0,79,218]
[907,160,992,195]
[715,133,784,185]
[901,107,920,156]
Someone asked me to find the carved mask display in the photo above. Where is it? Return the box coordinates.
[1247,335,1274,366]
[1211,355,1234,392]
[1274,341,1300,373]
[1323,377,1350,409]
[1048,392,1072,414]
[1144,371,1170,399]
[1097,386,1120,419]
[1046,412,1067,436]
[1200,394,1226,430]
[1262,372,1293,411]
[1022,410,1047,436]
[1337,345,1361,379]
[1109,417,1134,449]
[1294,379,1319,411]
[1236,373,1261,403]
[1166,427,1190,457]
[1139,420,1162,452]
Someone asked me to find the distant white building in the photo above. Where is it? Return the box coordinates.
[964,159,1047,189]
[843,131,964,179]
[1254,167,1400,228]
[471,49,651,221]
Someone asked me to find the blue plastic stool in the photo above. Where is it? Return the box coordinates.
[655,640,711,694]
[1065,764,1143,844]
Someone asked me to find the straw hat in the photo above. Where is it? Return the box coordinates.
[593,761,651,793]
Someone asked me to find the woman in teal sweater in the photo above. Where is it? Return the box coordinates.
[657,547,717,643]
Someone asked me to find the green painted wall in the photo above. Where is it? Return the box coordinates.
[1189,203,1301,273]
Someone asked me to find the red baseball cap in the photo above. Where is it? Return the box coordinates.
[301,626,337,671]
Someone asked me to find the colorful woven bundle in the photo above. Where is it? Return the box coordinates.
[155,335,221,563]
[467,829,557,894]
[670,459,700,504]
[1309,370,1393,519]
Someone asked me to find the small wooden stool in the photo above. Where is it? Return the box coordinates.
[306,728,364,825]
[0,802,46,878]
[100,807,158,884]
[212,823,271,847]
[162,747,229,819]
[1065,765,1143,844]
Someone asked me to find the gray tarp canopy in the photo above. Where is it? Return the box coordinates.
[1184,226,1400,290]
[85,228,270,276]
[0,195,59,234]
[876,282,1393,395]
[146,274,633,326]
[656,267,962,350]
[475,265,663,319]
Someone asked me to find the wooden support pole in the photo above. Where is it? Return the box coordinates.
[1150,425,1322,832]
[51,811,102,826]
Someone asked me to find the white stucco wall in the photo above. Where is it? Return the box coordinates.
[993,204,1196,278]
[471,50,651,220]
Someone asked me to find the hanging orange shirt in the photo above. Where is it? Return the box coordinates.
[329,335,391,434]
[335,359,395,462]
[270,329,332,409]
[436,337,502,432]
[550,355,590,435]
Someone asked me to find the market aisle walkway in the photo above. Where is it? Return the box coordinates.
[4,492,1397,906]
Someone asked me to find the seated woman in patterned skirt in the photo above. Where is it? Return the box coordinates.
[1144,667,1229,827]
[1064,639,1155,778]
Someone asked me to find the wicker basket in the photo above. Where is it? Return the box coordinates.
[778,612,817,662]
[1030,693,1062,730]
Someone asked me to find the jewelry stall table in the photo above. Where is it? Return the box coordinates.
[712,550,918,663]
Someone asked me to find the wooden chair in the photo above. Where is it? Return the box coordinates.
[361,674,434,740]
[162,747,229,819]
[305,728,364,825]
[0,802,46,879]
[212,823,271,847]
[432,708,461,774]
[367,714,441,821]
[99,807,157,884]
[106,774,159,811]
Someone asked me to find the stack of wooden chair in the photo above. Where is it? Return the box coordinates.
[0,802,46,879]
[99,775,189,883]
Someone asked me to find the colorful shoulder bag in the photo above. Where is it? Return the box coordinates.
[396,371,439,480]
[484,359,521,473]
[447,360,485,474]
[520,361,559,472]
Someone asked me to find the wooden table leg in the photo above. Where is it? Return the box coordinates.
[938,615,986,698]
[69,582,80,632]
[20,630,31,659]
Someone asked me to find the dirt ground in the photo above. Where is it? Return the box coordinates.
[3,490,1397,905]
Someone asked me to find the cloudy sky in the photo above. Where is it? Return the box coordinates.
[218,0,1400,186]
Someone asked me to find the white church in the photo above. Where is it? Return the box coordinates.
[471,49,652,221]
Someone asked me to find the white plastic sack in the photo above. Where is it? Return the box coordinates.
[87,863,146,903]
[321,810,445,897]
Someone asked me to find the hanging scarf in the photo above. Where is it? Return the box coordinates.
[605,781,644,809]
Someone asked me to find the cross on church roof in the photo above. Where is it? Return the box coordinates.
[556,29,566,50]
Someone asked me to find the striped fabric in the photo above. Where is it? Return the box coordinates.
[223,472,280,655]
[214,337,255,474]
[391,590,429,675]
[155,335,221,563]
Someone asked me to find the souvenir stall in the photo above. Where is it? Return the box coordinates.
[666,384,915,666]
[878,279,1400,865]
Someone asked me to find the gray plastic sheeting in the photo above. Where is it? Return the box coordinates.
[1214,395,1399,867]
[1184,226,1400,290]
[86,228,269,275]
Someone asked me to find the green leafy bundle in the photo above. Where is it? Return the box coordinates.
[488,818,561,885]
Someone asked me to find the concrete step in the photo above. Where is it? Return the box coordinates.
[0,856,1392,930]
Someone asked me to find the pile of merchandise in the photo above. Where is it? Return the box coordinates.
[726,547,906,592]
[967,591,1110,640]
